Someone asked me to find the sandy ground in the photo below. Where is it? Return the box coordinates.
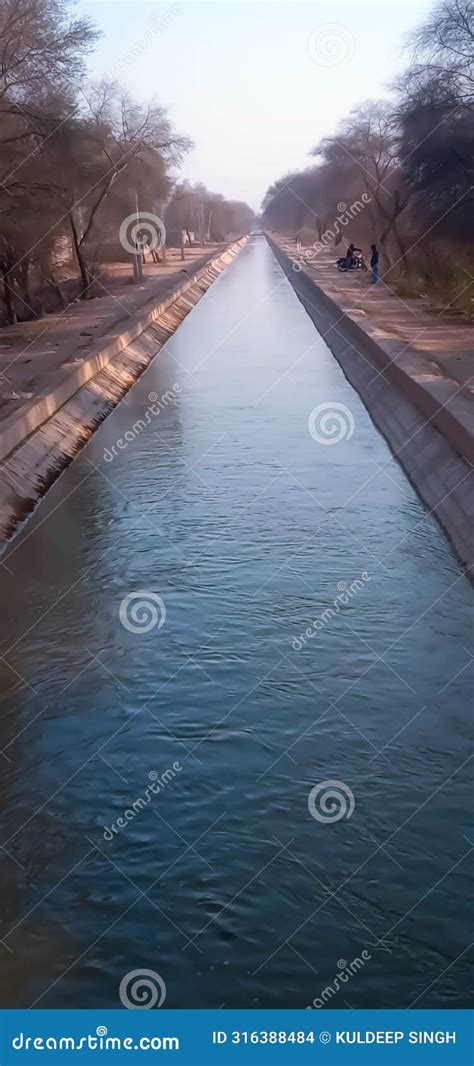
[278,237,474,397]
[0,246,226,421]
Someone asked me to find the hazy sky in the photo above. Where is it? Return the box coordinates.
[79,1,434,210]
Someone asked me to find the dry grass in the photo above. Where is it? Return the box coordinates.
[394,248,474,317]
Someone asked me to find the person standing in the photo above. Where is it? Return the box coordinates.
[370,243,380,284]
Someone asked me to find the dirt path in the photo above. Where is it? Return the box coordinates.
[278,237,474,396]
[0,246,226,421]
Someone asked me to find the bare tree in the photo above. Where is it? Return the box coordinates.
[404,0,474,107]
[312,101,412,271]
[397,1,474,245]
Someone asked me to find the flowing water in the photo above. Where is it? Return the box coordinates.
[0,237,471,1009]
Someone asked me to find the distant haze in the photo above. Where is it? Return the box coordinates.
[80,0,434,209]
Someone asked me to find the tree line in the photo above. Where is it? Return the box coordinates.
[0,0,254,324]
[262,0,474,311]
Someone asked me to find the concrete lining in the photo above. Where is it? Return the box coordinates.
[0,240,246,464]
[0,237,248,544]
[268,235,473,573]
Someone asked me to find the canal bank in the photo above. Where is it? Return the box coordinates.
[266,235,473,573]
[0,238,248,544]
[0,237,471,1009]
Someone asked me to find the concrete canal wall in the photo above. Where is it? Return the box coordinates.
[268,235,474,573]
[0,237,248,544]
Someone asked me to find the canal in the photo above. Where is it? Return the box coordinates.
[0,236,471,1009]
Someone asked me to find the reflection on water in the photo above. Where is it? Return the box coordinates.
[0,238,472,1008]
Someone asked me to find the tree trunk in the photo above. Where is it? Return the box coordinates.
[392,223,410,275]
[18,258,39,318]
[2,274,17,324]
[378,235,393,275]
[375,189,409,278]
[206,210,213,242]
[51,280,68,309]
[69,212,90,295]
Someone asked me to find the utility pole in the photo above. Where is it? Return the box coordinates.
[199,199,205,246]
[158,202,166,263]
[179,199,185,261]
[132,189,143,283]
[175,188,185,261]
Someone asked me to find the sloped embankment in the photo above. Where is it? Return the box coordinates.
[268,235,473,572]
[0,237,248,544]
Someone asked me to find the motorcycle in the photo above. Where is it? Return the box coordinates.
[337,251,368,272]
